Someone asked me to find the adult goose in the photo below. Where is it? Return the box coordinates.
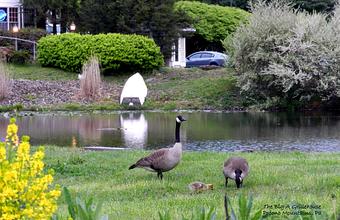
[223,157,249,188]
[128,115,186,179]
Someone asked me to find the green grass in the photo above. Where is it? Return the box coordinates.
[43,147,340,219]
[7,63,77,80]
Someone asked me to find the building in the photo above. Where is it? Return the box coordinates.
[169,28,195,68]
[0,0,24,31]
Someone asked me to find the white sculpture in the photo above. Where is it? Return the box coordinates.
[120,72,148,106]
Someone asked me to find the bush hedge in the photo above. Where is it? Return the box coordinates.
[37,33,164,73]
[174,1,250,42]
[224,0,340,109]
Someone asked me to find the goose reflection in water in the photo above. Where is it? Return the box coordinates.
[120,112,148,148]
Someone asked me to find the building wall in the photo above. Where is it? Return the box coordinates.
[0,0,23,31]
[1,0,21,7]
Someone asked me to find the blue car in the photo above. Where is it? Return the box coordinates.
[186,51,228,68]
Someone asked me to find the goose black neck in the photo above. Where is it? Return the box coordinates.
[175,121,181,143]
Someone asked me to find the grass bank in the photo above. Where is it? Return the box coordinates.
[44,147,340,219]
[4,64,245,111]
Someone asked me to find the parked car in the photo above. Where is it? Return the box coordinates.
[186,51,228,68]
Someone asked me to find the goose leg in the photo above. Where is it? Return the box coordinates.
[157,171,163,180]
[225,177,228,187]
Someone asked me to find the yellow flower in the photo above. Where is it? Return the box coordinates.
[0,145,5,161]
[0,118,61,219]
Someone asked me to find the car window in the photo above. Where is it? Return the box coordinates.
[189,54,202,59]
[201,53,214,58]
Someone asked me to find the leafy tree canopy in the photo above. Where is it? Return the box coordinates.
[188,0,337,13]
[175,1,250,42]
[77,0,189,61]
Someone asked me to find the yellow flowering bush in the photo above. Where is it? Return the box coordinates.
[0,118,61,220]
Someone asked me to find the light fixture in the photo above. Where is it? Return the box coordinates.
[12,25,19,33]
[70,22,76,32]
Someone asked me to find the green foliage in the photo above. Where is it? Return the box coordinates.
[158,207,216,220]
[78,0,188,60]
[183,0,336,13]
[8,50,30,64]
[0,28,46,46]
[224,0,340,110]
[292,0,336,13]
[175,1,250,42]
[37,33,164,73]
[62,187,108,220]
[226,194,262,220]
[0,28,46,56]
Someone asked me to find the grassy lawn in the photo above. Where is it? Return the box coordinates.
[44,147,340,219]
[7,64,77,81]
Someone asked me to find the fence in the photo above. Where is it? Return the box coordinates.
[0,35,37,60]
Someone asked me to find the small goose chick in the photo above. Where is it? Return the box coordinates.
[188,181,213,193]
[223,156,249,188]
[128,115,186,180]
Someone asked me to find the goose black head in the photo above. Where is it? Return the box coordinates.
[235,169,243,188]
[176,115,186,123]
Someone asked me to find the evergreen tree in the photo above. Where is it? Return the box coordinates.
[78,0,188,61]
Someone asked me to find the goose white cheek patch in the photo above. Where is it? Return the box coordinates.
[176,118,181,123]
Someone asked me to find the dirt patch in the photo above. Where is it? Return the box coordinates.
[0,79,122,107]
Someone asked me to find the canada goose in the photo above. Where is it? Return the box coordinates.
[128,115,186,179]
[223,157,249,188]
[188,181,213,193]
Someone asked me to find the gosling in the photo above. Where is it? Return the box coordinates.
[223,156,249,188]
[188,181,213,193]
[128,115,186,180]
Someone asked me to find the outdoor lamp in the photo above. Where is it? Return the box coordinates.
[70,22,76,32]
[12,25,19,33]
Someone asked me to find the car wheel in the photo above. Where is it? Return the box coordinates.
[210,62,218,66]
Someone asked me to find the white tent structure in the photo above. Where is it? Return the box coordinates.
[120,72,148,106]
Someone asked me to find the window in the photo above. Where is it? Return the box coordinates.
[9,8,18,22]
[0,7,19,31]
[201,53,214,58]
[189,54,202,59]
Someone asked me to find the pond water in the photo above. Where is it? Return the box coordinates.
[0,111,340,152]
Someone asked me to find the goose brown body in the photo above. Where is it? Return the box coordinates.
[223,157,249,188]
[128,116,186,179]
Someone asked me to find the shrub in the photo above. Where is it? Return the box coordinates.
[7,50,30,64]
[224,0,340,109]
[175,1,250,42]
[0,62,10,100]
[80,56,101,100]
[0,118,61,219]
[0,28,46,56]
[37,33,164,73]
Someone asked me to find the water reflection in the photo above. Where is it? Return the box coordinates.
[0,111,339,152]
[120,112,148,148]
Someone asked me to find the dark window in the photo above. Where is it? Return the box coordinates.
[9,8,18,22]
[189,54,202,59]
[201,53,214,58]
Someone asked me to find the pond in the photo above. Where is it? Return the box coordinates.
[0,111,340,152]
